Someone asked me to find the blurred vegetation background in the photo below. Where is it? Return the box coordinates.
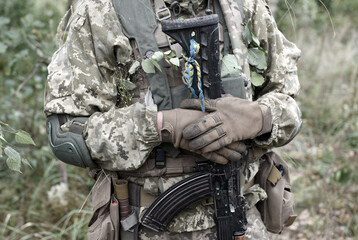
[0,0,357,239]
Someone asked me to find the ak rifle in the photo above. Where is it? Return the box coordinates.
[141,14,248,240]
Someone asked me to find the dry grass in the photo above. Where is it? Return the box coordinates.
[271,17,358,239]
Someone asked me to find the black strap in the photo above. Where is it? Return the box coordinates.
[213,0,230,55]
[112,0,173,111]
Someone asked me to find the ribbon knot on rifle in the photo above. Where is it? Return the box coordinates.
[182,38,205,112]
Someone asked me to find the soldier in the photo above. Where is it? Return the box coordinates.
[45,0,302,239]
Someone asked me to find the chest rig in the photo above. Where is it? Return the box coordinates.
[112,0,251,112]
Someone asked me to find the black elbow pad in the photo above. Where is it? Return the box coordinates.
[46,114,98,169]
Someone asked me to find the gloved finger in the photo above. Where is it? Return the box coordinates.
[180,98,217,112]
[225,142,247,154]
[179,98,202,110]
[215,147,244,162]
[199,136,228,153]
[187,127,226,150]
[201,151,229,165]
[183,113,223,139]
[221,93,233,98]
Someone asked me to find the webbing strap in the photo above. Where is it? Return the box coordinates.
[213,0,230,55]
[112,0,173,111]
[120,208,139,231]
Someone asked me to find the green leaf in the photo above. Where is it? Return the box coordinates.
[128,61,140,75]
[22,158,33,168]
[251,71,265,87]
[251,34,260,48]
[242,20,260,47]
[164,50,177,58]
[0,42,8,54]
[0,125,7,143]
[141,59,155,74]
[122,78,137,91]
[150,59,162,72]
[169,57,180,67]
[15,130,36,145]
[151,51,164,62]
[4,146,21,162]
[4,147,22,173]
[248,48,267,70]
[0,17,10,28]
[242,22,252,45]
[221,54,241,78]
[6,157,22,173]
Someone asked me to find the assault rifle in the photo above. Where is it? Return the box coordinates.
[142,161,247,239]
[141,15,248,240]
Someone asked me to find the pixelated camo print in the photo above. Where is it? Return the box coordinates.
[241,0,302,148]
[84,103,161,170]
[45,0,302,171]
[45,0,302,236]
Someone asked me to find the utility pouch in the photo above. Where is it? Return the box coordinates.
[221,77,247,99]
[87,171,120,240]
[254,152,297,233]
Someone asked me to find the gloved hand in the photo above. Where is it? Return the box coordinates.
[180,97,272,153]
[158,109,206,148]
[158,109,248,164]
[191,141,248,165]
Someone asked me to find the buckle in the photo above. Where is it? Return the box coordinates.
[155,148,166,169]
[156,7,171,21]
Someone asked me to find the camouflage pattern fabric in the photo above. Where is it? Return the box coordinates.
[84,103,160,170]
[241,0,302,147]
[45,0,301,171]
[44,0,301,236]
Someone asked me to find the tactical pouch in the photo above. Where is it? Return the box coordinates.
[255,152,297,233]
[87,171,120,240]
[221,77,247,99]
[87,171,139,240]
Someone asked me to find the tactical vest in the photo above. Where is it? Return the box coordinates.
[113,0,252,108]
[112,0,253,177]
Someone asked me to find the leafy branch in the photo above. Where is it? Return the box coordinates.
[116,50,180,107]
[0,121,35,173]
[129,50,180,74]
[242,20,268,87]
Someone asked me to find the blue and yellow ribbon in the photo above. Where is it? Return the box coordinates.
[182,38,205,112]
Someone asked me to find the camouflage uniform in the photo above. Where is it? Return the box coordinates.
[44,0,301,238]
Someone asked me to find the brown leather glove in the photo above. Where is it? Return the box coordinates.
[199,141,247,165]
[180,97,272,153]
[158,109,248,164]
[158,109,206,148]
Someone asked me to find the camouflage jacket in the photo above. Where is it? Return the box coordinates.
[44,0,301,233]
[44,0,301,171]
